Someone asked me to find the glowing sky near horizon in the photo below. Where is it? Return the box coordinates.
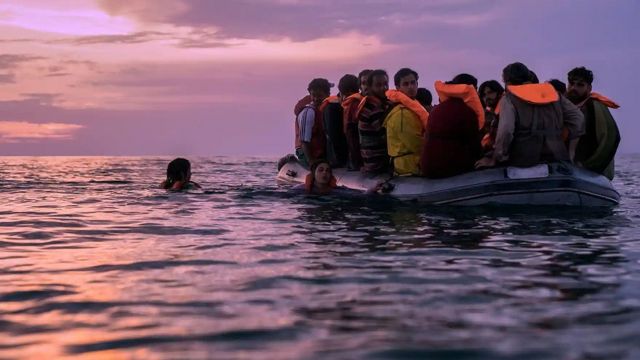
[0,0,638,155]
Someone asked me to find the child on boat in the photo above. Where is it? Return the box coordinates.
[160,158,202,191]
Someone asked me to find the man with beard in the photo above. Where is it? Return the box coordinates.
[567,66,621,180]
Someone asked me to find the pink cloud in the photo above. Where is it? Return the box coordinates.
[0,121,83,142]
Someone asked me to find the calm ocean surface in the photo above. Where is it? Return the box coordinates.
[1,155,639,359]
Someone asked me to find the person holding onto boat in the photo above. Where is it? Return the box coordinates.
[339,74,364,171]
[478,80,504,154]
[475,62,584,169]
[295,78,332,168]
[160,158,202,191]
[357,69,391,174]
[383,68,428,176]
[296,159,385,195]
[566,66,621,180]
[421,74,483,178]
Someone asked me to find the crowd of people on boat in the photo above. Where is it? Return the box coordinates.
[160,62,620,194]
[287,62,621,194]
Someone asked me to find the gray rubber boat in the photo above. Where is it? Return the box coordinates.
[277,159,620,206]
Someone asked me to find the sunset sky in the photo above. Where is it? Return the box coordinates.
[0,0,638,156]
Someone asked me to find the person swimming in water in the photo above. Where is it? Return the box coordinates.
[296,159,387,195]
[160,158,202,191]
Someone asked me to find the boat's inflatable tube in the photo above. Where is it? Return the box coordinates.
[277,159,620,206]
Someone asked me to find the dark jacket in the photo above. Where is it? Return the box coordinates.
[421,98,481,178]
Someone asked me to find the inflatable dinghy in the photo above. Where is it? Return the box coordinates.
[277,159,619,206]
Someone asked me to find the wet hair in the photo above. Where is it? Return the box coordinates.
[366,69,388,87]
[164,158,190,189]
[393,68,419,87]
[309,159,332,189]
[448,73,478,88]
[548,79,567,95]
[416,88,432,108]
[338,74,359,95]
[307,78,332,94]
[478,80,504,108]
[567,66,594,85]
[502,62,531,85]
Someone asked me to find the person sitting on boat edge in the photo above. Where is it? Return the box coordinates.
[422,74,483,178]
[295,159,386,195]
[566,66,621,180]
[161,158,202,191]
[357,69,391,174]
[339,74,364,171]
[384,68,428,176]
[294,78,332,168]
[475,62,585,169]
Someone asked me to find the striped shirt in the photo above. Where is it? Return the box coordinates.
[358,96,389,173]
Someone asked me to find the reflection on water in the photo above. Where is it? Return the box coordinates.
[0,156,639,359]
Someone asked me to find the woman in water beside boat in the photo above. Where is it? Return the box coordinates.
[295,159,386,196]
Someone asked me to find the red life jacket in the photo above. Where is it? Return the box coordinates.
[294,95,326,160]
[341,93,363,133]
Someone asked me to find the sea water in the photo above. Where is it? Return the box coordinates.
[1,156,639,359]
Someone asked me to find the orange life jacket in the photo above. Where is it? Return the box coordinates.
[304,173,337,193]
[319,95,340,112]
[355,95,369,119]
[506,83,559,104]
[507,83,565,143]
[434,81,485,130]
[385,89,429,130]
[341,93,363,133]
[590,92,620,109]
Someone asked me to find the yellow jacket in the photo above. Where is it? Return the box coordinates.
[383,103,424,176]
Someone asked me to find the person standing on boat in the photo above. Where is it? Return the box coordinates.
[357,69,391,174]
[478,80,504,154]
[422,74,483,178]
[383,68,428,176]
[295,78,332,168]
[339,74,364,171]
[475,62,584,169]
[566,67,621,180]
